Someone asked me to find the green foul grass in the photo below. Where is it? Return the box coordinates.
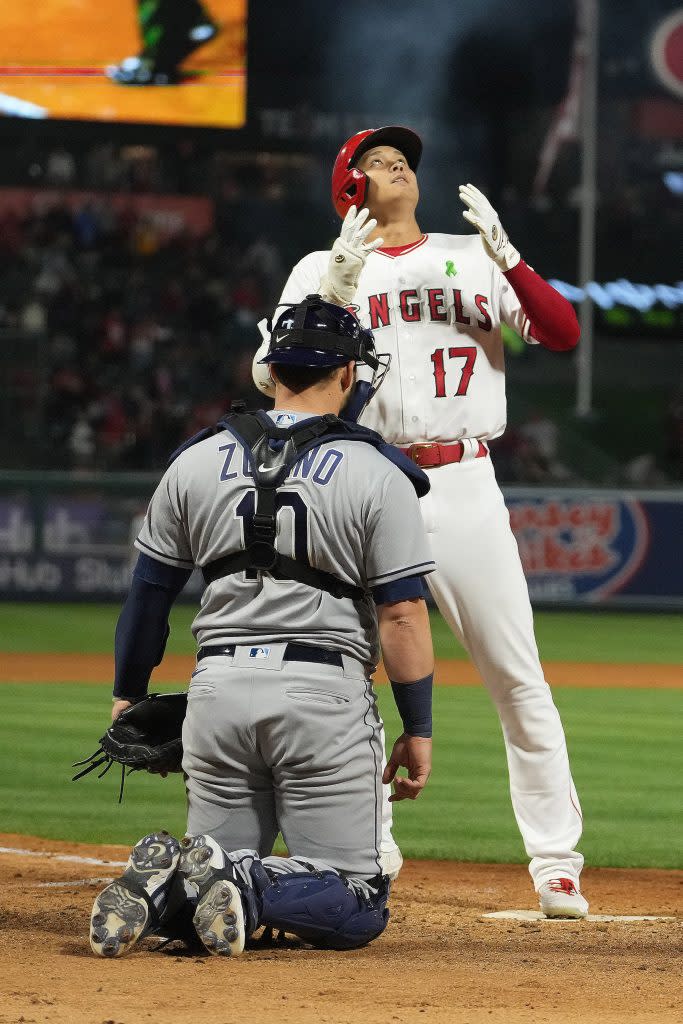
[0,682,680,868]
[1,603,682,663]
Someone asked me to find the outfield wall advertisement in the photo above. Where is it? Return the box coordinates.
[0,477,681,608]
[503,488,682,608]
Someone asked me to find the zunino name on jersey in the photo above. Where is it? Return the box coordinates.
[218,441,345,487]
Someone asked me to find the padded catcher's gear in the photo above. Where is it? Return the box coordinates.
[72,692,187,800]
[260,294,380,369]
[259,294,390,422]
[249,861,390,950]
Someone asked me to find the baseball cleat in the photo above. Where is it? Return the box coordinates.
[90,830,181,957]
[178,834,246,957]
[538,877,589,919]
[192,879,245,956]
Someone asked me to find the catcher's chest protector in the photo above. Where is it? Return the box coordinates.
[201,412,383,600]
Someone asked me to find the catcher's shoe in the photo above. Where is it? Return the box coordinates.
[90,831,181,957]
[538,877,589,919]
[178,834,248,957]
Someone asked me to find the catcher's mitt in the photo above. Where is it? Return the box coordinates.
[72,692,187,801]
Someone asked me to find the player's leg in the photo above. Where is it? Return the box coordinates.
[175,833,261,956]
[261,660,390,947]
[178,659,281,954]
[107,0,218,85]
[181,660,279,856]
[178,657,389,953]
[424,458,586,912]
[90,830,183,957]
[270,662,384,876]
[174,836,389,954]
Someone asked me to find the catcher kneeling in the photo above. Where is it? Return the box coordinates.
[83,296,436,957]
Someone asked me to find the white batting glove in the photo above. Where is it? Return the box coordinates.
[319,205,383,306]
[458,183,520,271]
[252,318,276,397]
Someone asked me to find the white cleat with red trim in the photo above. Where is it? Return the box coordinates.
[538,877,589,919]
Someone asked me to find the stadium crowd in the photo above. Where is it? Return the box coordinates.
[0,139,679,481]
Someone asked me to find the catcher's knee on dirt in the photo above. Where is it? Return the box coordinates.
[250,864,389,950]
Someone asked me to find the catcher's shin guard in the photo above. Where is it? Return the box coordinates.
[250,863,390,950]
[90,831,181,958]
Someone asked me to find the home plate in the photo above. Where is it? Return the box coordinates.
[483,911,676,922]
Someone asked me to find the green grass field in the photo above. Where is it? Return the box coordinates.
[0,603,681,868]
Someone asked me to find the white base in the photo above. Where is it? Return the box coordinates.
[483,910,676,922]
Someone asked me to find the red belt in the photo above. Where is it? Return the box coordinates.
[399,440,488,468]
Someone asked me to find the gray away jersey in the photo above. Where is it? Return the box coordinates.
[135,417,435,668]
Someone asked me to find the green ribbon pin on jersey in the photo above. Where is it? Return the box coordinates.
[445,260,457,277]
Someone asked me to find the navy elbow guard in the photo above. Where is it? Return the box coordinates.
[390,673,433,737]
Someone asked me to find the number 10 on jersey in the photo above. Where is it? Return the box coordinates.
[431,346,477,397]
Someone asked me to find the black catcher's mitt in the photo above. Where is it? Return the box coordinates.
[72,692,187,801]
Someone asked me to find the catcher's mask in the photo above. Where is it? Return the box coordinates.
[331,125,422,218]
[259,294,390,421]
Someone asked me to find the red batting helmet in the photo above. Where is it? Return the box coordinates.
[331,125,422,218]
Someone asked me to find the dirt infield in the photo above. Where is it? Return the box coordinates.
[1,652,681,688]
[0,833,680,1024]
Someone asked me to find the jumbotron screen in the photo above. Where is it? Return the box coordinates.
[0,0,246,127]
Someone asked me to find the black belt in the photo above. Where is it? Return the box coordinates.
[197,642,343,668]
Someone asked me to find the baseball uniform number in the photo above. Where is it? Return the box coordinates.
[430,346,477,398]
[235,489,309,580]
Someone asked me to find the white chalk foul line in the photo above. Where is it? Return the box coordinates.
[0,845,126,868]
[35,877,114,888]
[483,910,676,922]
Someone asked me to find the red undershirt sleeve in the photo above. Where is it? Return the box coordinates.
[504,260,580,352]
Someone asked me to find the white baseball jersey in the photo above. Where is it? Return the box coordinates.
[135,413,435,668]
[278,233,538,446]
[278,234,585,890]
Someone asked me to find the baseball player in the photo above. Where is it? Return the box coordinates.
[107,0,219,85]
[90,295,436,957]
[254,126,588,919]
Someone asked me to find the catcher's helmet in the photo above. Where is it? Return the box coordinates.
[259,295,390,421]
[331,125,422,218]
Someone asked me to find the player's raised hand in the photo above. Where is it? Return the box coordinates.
[319,205,384,306]
[458,183,520,271]
[383,733,432,801]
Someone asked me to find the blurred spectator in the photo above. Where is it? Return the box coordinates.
[510,436,554,484]
[621,453,667,487]
[45,146,76,187]
[69,415,96,469]
[518,410,573,482]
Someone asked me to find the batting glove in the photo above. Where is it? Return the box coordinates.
[251,318,276,397]
[459,183,520,271]
[319,205,383,306]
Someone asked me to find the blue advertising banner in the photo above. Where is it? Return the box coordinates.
[503,488,683,608]
[0,475,681,607]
